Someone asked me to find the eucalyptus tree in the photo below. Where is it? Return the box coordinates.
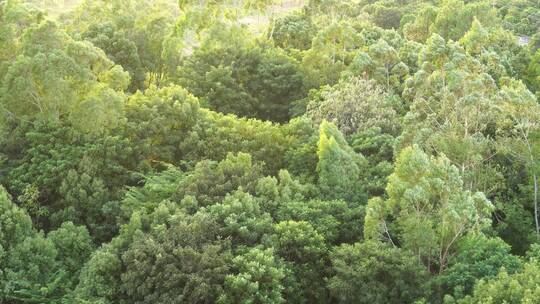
[365,146,494,273]
[0,20,129,134]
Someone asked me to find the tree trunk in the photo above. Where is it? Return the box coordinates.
[534,173,539,242]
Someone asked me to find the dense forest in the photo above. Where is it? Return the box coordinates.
[1,0,540,303]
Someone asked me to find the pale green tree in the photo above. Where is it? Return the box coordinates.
[0,20,129,134]
[307,77,400,136]
[400,34,504,195]
[365,146,494,273]
[497,80,540,241]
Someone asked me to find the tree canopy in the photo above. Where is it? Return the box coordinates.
[1,0,539,303]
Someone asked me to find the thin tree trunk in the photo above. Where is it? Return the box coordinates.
[534,173,539,242]
[523,132,539,243]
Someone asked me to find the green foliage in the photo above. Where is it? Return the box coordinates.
[177,23,307,122]
[123,84,201,166]
[63,0,178,87]
[208,190,273,246]
[402,0,499,42]
[81,22,145,92]
[1,187,94,303]
[255,168,316,215]
[267,220,329,303]
[350,38,409,92]
[120,213,231,303]
[400,34,504,195]
[364,3,403,30]
[1,19,129,133]
[301,20,361,87]
[461,260,540,303]
[0,186,34,257]
[494,198,538,255]
[328,241,429,304]
[276,199,363,244]
[526,49,540,97]
[120,152,264,220]
[497,0,540,36]
[351,127,396,196]
[365,146,494,273]
[1,0,540,302]
[434,235,522,301]
[3,232,63,303]
[460,21,530,82]
[76,204,233,304]
[307,77,401,135]
[2,123,137,241]
[218,247,286,304]
[317,121,366,203]
[47,222,94,291]
[272,11,316,51]
[0,0,42,75]
[124,84,292,174]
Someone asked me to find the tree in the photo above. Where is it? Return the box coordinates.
[366,39,409,91]
[459,18,489,56]
[0,185,34,261]
[123,85,201,167]
[3,0,540,302]
[82,22,145,92]
[498,0,540,36]
[526,49,540,97]
[316,121,367,203]
[403,5,437,43]
[364,146,494,273]
[56,167,112,242]
[176,23,306,122]
[434,235,522,301]
[3,232,62,303]
[218,248,286,304]
[63,0,178,87]
[497,80,540,241]
[276,199,364,244]
[208,190,273,246]
[46,222,94,292]
[272,11,316,51]
[364,4,403,30]
[120,212,232,303]
[460,21,530,83]
[327,241,428,304]
[119,152,264,222]
[0,0,43,76]
[267,220,329,303]
[0,20,129,134]
[301,21,360,87]
[2,123,137,241]
[76,204,233,304]
[351,127,397,197]
[1,187,94,303]
[431,0,498,41]
[461,260,540,303]
[307,77,400,136]
[400,34,504,195]
[124,85,292,174]
[255,169,316,216]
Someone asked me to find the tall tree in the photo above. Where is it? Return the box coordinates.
[400,34,503,195]
[316,121,366,203]
[365,146,494,273]
[0,20,129,134]
[497,80,540,241]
